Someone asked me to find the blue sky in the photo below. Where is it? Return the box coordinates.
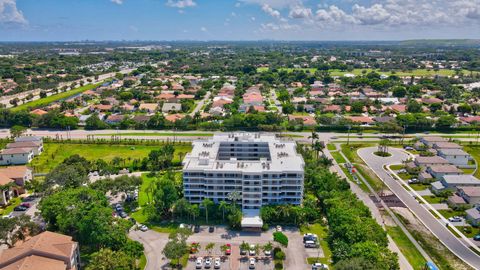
[0,0,479,41]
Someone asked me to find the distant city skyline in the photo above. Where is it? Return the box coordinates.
[0,0,479,41]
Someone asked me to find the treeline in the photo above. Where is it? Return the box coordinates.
[302,148,399,269]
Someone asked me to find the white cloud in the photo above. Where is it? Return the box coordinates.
[200,26,207,32]
[231,12,237,17]
[0,0,27,25]
[166,0,196,9]
[251,16,256,21]
[110,0,123,5]
[313,0,480,27]
[289,5,312,19]
[235,2,241,8]
[262,4,281,18]
[241,0,294,9]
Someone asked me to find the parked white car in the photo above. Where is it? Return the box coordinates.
[312,262,329,270]
[214,258,221,269]
[249,258,255,269]
[195,257,203,269]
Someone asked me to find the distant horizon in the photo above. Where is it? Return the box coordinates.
[1,0,479,41]
[0,38,478,43]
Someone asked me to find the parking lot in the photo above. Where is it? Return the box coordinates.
[183,226,319,270]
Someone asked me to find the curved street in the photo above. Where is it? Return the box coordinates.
[357,147,480,269]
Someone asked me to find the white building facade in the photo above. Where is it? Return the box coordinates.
[182,133,304,210]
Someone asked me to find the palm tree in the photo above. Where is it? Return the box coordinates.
[313,140,324,159]
[201,198,214,223]
[191,242,201,254]
[262,242,273,255]
[206,243,215,255]
[308,131,319,147]
[220,244,229,254]
[227,191,241,209]
[240,241,250,255]
[219,201,229,221]
[190,204,200,222]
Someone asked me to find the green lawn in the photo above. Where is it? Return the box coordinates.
[437,209,466,219]
[11,82,103,112]
[30,142,192,173]
[330,151,346,164]
[257,67,478,77]
[421,196,445,204]
[138,253,147,270]
[326,144,336,151]
[397,172,411,180]
[386,226,426,269]
[455,226,480,238]
[0,197,21,216]
[463,146,480,178]
[101,132,213,137]
[389,165,404,170]
[356,164,385,192]
[340,143,374,164]
[409,183,431,191]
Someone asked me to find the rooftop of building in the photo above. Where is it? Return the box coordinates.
[183,133,304,173]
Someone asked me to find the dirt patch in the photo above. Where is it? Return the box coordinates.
[391,207,430,234]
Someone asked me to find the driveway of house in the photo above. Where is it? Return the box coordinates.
[129,229,170,270]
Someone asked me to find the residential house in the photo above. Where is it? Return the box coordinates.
[165,114,185,122]
[105,114,125,125]
[447,194,467,207]
[431,174,480,193]
[0,231,80,270]
[288,115,317,126]
[139,103,159,114]
[323,105,342,113]
[437,148,471,167]
[0,166,32,205]
[30,109,48,116]
[131,115,151,125]
[0,148,34,166]
[90,104,113,112]
[420,136,448,147]
[389,104,407,113]
[432,142,462,150]
[466,206,480,226]
[458,186,480,205]
[427,165,462,180]
[346,116,374,125]
[414,156,450,167]
[5,141,43,156]
[162,103,182,113]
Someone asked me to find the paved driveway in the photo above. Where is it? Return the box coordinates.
[129,229,170,270]
[357,147,480,269]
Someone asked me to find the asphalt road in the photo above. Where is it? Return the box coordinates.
[129,229,170,270]
[357,147,480,269]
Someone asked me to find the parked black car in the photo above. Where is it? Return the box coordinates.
[194,225,200,233]
[209,226,214,233]
[14,205,28,211]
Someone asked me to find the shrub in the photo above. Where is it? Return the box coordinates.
[274,262,283,269]
[262,222,269,231]
[273,232,288,247]
[274,250,286,260]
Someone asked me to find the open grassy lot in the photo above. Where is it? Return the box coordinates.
[30,142,192,173]
[340,143,374,164]
[257,67,478,77]
[386,226,426,269]
[101,132,214,137]
[12,82,103,112]
[389,164,404,170]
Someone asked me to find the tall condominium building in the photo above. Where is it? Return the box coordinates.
[182,133,304,210]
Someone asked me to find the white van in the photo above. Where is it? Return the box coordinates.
[305,240,318,248]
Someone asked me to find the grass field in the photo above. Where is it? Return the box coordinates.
[12,82,103,112]
[386,226,426,269]
[30,142,192,173]
[421,196,445,204]
[326,144,336,151]
[101,132,214,137]
[257,67,478,77]
[340,143,374,164]
[330,151,346,164]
